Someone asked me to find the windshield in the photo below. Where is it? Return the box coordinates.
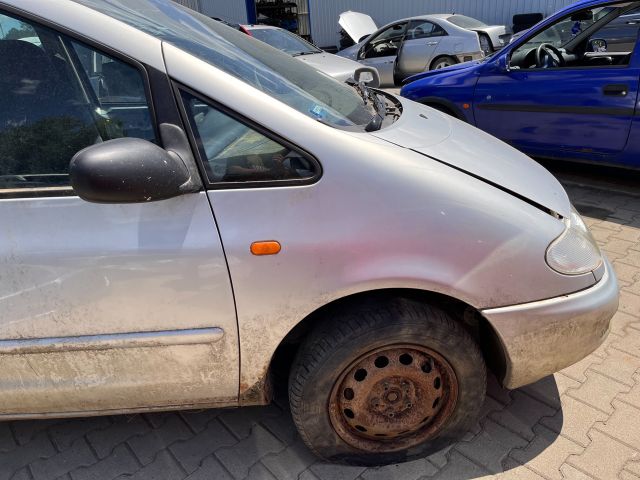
[447,15,487,29]
[249,28,321,56]
[70,0,373,128]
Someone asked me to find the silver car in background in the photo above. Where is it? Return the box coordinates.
[0,0,618,467]
[338,11,486,87]
[241,24,366,82]
[444,14,509,53]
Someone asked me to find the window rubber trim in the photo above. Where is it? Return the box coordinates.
[0,3,160,199]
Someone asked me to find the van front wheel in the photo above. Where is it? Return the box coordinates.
[288,299,486,466]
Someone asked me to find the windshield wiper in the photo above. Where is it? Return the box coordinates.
[347,80,386,131]
[365,87,386,132]
[292,51,318,56]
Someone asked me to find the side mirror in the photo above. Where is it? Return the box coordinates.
[354,66,380,88]
[589,38,608,52]
[70,138,192,203]
[496,54,511,73]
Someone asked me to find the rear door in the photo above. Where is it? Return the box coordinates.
[396,20,446,81]
[0,9,239,416]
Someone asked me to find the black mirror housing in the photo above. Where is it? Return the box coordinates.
[70,138,192,203]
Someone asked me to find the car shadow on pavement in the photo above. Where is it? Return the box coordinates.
[249,372,564,479]
[0,375,563,479]
[542,160,640,230]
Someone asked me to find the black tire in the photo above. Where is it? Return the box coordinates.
[288,298,486,466]
[430,56,457,70]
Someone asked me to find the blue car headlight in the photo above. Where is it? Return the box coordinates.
[546,207,602,275]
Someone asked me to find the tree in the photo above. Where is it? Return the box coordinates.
[3,24,34,40]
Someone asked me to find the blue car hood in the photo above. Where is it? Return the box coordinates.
[403,60,483,85]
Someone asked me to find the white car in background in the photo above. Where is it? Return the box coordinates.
[337,11,506,86]
[242,24,368,83]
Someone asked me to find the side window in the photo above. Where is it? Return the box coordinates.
[180,91,317,185]
[0,11,155,194]
[511,3,640,69]
[407,21,444,40]
[591,7,640,53]
[0,14,38,43]
[363,23,408,59]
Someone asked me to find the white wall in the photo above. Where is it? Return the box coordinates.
[309,0,577,47]
[175,0,580,48]
[197,0,249,23]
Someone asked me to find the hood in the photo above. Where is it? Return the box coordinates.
[339,11,377,43]
[336,41,363,60]
[296,53,362,82]
[295,52,362,82]
[403,60,482,85]
[371,98,571,217]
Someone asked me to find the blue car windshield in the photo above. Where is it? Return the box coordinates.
[71,0,373,128]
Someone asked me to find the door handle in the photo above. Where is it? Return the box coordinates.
[603,84,628,96]
[426,42,438,46]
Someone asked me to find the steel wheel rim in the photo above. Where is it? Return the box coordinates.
[328,344,458,453]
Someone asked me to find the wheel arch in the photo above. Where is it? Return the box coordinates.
[419,96,469,122]
[263,288,507,403]
[429,54,458,71]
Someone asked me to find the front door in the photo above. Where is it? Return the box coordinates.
[474,3,640,159]
[359,22,408,87]
[0,10,239,416]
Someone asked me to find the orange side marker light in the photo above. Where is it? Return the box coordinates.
[463,103,471,110]
[250,241,281,256]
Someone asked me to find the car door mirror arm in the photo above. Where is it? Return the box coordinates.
[496,53,511,73]
[159,123,202,193]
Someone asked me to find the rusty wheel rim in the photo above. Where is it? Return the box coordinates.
[328,344,458,452]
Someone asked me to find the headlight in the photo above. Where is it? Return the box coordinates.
[546,207,602,275]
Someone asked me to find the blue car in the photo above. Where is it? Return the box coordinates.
[400,0,640,169]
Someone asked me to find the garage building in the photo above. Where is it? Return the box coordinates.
[175,0,578,49]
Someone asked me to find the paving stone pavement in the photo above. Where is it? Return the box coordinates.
[2,177,640,480]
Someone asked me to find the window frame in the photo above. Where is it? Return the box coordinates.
[0,5,160,199]
[407,20,447,40]
[174,83,322,191]
[509,1,640,71]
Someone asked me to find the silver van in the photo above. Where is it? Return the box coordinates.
[0,0,618,466]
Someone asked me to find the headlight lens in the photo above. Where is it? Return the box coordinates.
[546,207,602,275]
